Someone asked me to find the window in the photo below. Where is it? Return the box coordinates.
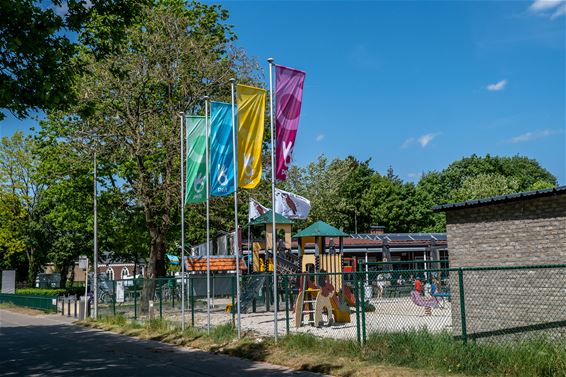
[106,268,114,280]
[121,267,129,279]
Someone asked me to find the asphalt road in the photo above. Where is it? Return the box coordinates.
[0,310,326,377]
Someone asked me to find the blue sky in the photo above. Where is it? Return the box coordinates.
[2,0,565,184]
[224,0,565,184]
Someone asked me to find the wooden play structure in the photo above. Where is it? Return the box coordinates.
[244,216,354,326]
[249,211,298,274]
[292,221,352,328]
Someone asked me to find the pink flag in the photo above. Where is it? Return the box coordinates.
[275,65,305,180]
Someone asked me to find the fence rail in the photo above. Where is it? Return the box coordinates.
[50,263,566,345]
[0,293,57,311]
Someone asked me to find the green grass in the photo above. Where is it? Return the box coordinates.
[277,330,566,376]
[83,316,566,377]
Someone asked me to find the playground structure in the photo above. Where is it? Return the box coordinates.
[237,214,355,327]
[292,221,352,328]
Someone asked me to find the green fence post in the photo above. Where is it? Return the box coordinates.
[354,272,361,345]
[190,275,195,327]
[172,280,175,309]
[134,285,137,320]
[360,278,367,344]
[113,280,116,316]
[159,282,163,320]
[231,274,235,327]
[284,274,290,335]
[458,268,468,345]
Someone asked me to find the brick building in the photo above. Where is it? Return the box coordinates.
[433,186,566,340]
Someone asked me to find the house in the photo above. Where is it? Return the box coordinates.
[433,186,566,340]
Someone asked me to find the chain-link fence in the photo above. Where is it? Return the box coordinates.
[96,264,566,345]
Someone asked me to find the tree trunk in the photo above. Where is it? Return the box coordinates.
[141,230,167,313]
[59,262,69,289]
[27,248,36,287]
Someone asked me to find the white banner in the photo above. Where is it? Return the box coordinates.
[249,198,269,221]
[116,281,125,303]
[274,188,311,219]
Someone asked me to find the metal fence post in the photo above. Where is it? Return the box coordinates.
[354,272,361,345]
[190,275,195,327]
[361,277,367,344]
[458,268,468,344]
[231,274,236,327]
[112,280,116,316]
[159,281,163,320]
[172,278,175,309]
[284,274,290,335]
[134,285,137,320]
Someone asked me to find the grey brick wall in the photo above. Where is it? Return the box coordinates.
[445,193,566,340]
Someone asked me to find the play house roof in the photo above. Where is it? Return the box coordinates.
[293,221,349,238]
[250,210,294,225]
[186,256,246,272]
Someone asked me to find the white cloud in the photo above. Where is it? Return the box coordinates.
[487,79,508,91]
[402,133,440,148]
[506,129,562,143]
[401,137,415,148]
[530,0,564,11]
[315,134,325,142]
[417,133,437,147]
[551,3,566,18]
[529,0,566,19]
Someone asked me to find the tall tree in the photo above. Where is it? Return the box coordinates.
[45,0,258,309]
[0,0,146,120]
[0,131,45,284]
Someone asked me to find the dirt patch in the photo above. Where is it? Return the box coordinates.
[0,304,47,316]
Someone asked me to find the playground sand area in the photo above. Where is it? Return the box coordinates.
[166,296,453,339]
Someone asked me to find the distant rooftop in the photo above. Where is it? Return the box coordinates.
[432,186,566,212]
[250,210,294,225]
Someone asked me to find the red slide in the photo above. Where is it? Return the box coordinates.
[343,285,356,307]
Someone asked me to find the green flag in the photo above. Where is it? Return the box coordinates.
[185,116,207,203]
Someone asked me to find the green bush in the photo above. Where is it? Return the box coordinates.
[15,287,87,296]
[15,288,66,296]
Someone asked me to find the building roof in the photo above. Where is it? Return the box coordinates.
[432,186,566,212]
[293,221,350,238]
[250,210,294,225]
[186,256,246,272]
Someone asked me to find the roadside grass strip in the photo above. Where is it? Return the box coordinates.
[79,316,566,377]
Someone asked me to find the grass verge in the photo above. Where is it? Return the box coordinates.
[78,316,566,377]
[0,302,50,315]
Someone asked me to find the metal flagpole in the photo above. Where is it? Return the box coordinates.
[268,57,278,341]
[93,149,98,319]
[230,78,242,338]
[248,224,251,270]
[179,111,186,331]
[204,96,211,334]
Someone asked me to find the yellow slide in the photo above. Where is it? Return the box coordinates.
[330,293,351,323]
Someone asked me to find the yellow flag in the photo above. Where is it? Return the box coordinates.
[237,84,266,188]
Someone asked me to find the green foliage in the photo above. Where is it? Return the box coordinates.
[281,330,566,377]
[15,287,84,296]
[15,288,66,296]
[364,330,566,376]
[0,0,146,120]
[284,153,557,234]
[210,323,237,343]
[453,173,519,202]
[0,131,46,283]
